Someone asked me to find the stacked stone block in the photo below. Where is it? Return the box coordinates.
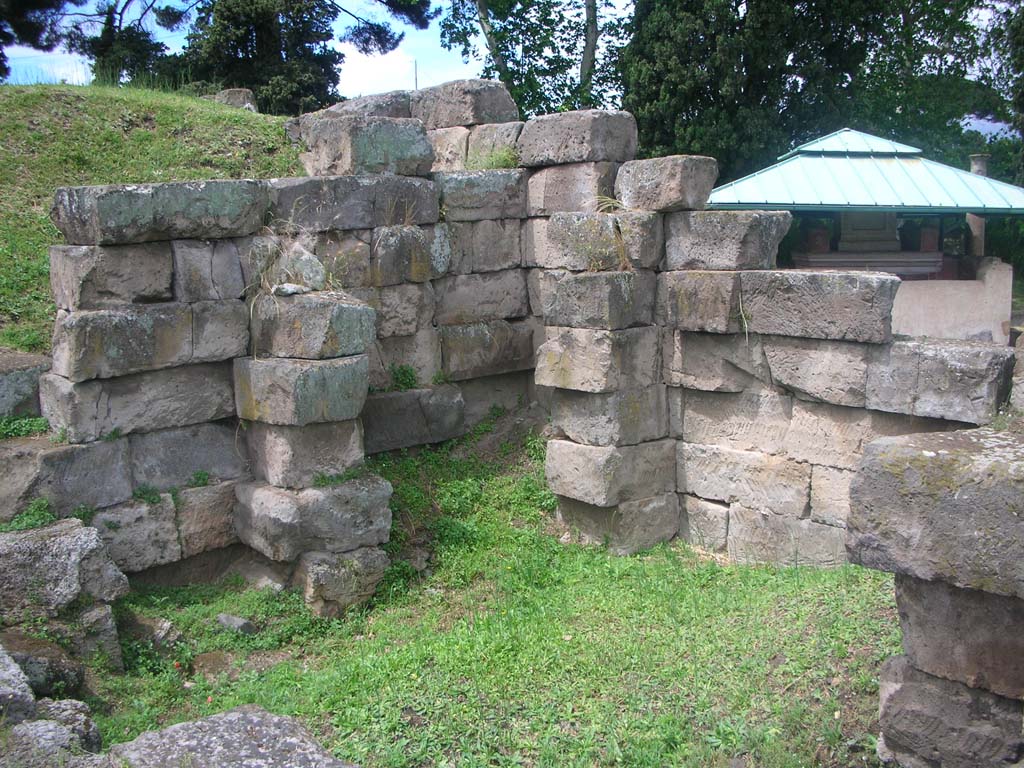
[847,426,1024,767]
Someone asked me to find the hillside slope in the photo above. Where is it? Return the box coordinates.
[0,85,303,351]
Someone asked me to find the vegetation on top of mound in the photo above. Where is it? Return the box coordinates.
[0,85,303,352]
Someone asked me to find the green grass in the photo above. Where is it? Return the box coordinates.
[0,415,48,439]
[0,497,56,532]
[0,84,302,352]
[86,425,898,767]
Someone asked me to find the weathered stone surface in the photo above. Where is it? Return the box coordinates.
[739,270,899,343]
[847,427,1024,599]
[247,420,363,488]
[535,325,660,393]
[211,87,257,110]
[526,162,619,216]
[434,269,529,325]
[1,719,102,767]
[324,225,446,287]
[895,575,1024,700]
[0,644,36,724]
[663,331,768,392]
[312,230,372,287]
[51,304,193,382]
[614,155,719,212]
[107,704,357,767]
[410,79,519,129]
[267,175,439,232]
[51,180,267,245]
[347,282,434,338]
[557,493,680,555]
[550,385,667,447]
[681,390,793,454]
[866,338,1014,425]
[50,243,173,311]
[176,481,240,558]
[444,219,522,274]
[40,363,236,443]
[217,613,257,635]
[545,438,676,507]
[127,422,247,489]
[517,110,637,167]
[537,212,663,271]
[36,697,101,752]
[428,126,469,172]
[526,268,568,316]
[656,271,741,333]
[727,505,847,566]
[457,370,532,426]
[762,336,870,407]
[0,519,128,619]
[191,300,250,362]
[234,477,392,562]
[293,547,389,617]
[678,442,810,517]
[0,631,83,697]
[467,121,524,164]
[439,319,536,381]
[171,239,245,301]
[878,655,1024,768]
[368,328,442,389]
[664,211,791,270]
[435,170,527,221]
[327,90,411,118]
[0,350,50,418]
[362,386,465,453]
[234,356,368,426]
[297,113,433,176]
[809,465,852,528]
[546,270,655,329]
[92,496,181,572]
[66,603,123,671]
[250,291,375,359]
[680,495,729,552]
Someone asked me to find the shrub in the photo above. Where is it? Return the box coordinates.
[0,498,56,532]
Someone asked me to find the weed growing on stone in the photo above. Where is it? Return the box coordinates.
[101,428,123,442]
[466,147,519,171]
[187,471,211,488]
[0,498,56,532]
[0,415,48,440]
[72,504,97,525]
[132,485,162,505]
[312,465,371,487]
[388,363,418,391]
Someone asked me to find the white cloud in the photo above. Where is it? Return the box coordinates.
[335,40,479,98]
[5,46,91,85]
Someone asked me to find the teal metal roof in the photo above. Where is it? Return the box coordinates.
[708,128,1024,214]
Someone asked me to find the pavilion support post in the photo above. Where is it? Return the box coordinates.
[967,154,989,265]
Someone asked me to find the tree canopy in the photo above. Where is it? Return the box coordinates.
[0,0,84,78]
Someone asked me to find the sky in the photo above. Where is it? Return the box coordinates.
[4,1,481,97]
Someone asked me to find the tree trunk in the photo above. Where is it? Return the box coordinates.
[579,0,598,105]
[474,0,512,85]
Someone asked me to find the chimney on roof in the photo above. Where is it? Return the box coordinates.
[967,153,989,260]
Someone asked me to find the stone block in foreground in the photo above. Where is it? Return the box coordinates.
[535,325,659,393]
[346,282,435,338]
[234,356,368,426]
[557,493,680,555]
[0,350,50,418]
[539,212,663,271]
[106,704,357,767]
[434,269,530,325]
[51,179,267,245]
[663,331,769,393]
[656,271,741,333]
[468,121,524,164]
[516,109,637,166]
[246,420,364,488]
[92,496,181,573]
[545,438,676,507]
[614,155,719,212]
[297,113,434,177]
[0,645,37,724]
[176,481,239,558]
[727,505,847,567]
[551,385,667,447]
[410,78,519,129]
[327,90,410,118]
[665,210,791,270]
[428,126,469,172]
[847,427,1024,599]
[762,335,870,408]
[50,243,173,310]
[362,386,465,454]
[434,169,527,221]
[526,162,618,216]
[439,319,537,381]
[547,270,656,330]
[251,291,376,359]
[680,495,729,552]
[293,547,390,617]
[127,422,248,490]
[171,239,245,302]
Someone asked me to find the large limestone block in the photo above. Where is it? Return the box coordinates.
[234,356,368,426]
[428,126,469,172]
[443,219,522,274]
[656,271,741,333]
[234,478,392,562]
[0,646,35,724]
[537,211,663,270]
[434,269,529,324]
[663,331,769,392]
[809,465,852,528]
[293,547,389,617]
[526,162,618,215]
[128,422,249,489]
[246,420,363,488]
[251,291,376,359]
[517,110,637,166]
[40,363,236,443]
[535,325,660,393]
[368,328,442,389]
[614,155,718,212]
[0,519,127,620]
[847,427,1024,599]
[51,304,193,382]
[191,300,250,362]
[762,336,870,407]
[435,170,527,221]
[467,121,524,164]
[107,705,357,767]
[330,224,446,286]
[327,90,411,118]
[896,575,1024,700]
[680,495,729,552]
[739,270,899,343]
[92,495,182,572]
[878,656,1024,768]
[866,338,1015,425]
[362,386,465,453]
[551,385,667,447]
[267,175,439,232]
[347,282,435,337]
[458,370,532,426]
[50,243,173,310]
[556,493,680,555]
[0,350,50,418]
[727,505,847,567]
[439,319,536,381]
[681,389,793,454]
[312,230,372,287]
[678,442,810,517]
[526,268,568,316]
[171,239,245,301]
[545,438,676,507]
[176,481,239,558]
[410,79,519,129]
[664,211,791,270]
[297,113,434,177]
[51,179,267,245]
